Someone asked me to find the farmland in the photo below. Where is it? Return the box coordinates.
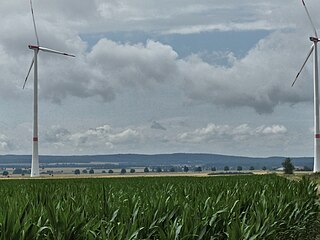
[0,175,319,239]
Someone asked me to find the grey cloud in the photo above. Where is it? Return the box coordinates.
[0,134,14,152]
[179,31,313,114]
[0,0,318,114]
[44,126,71,143]
[37,39,178,103]
[151,121,166,131]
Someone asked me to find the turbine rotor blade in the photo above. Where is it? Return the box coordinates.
[39,47,75,57]
[23,57,35,89]
[30,0,40,46]
[302,0,318,37]
[292,44,314,87]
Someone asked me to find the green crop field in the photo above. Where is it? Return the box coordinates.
[0,175,319,239]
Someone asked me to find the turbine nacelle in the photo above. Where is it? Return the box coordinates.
[310,37,320,43]
[28,45,39,50]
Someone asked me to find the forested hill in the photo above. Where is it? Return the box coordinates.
[0,153,313,169]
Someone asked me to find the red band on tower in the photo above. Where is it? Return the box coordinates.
[33,137,38,141]
[315,134,320,139]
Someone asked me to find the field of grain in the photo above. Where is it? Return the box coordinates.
[0,175,318,239]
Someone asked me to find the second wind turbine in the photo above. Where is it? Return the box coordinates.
[23,0,75,177]
[292,0,320,172]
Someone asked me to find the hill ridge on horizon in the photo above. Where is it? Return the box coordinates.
[0,153,313,170]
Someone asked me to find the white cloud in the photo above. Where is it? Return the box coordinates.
[43,124,143,152]
[161,21,277,35]
[179,30,312,113]
[28,31,314,114]
[0,134,12,152]
[177,123,287,143]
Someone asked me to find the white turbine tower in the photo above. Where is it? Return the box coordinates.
[23,0,75,177]
[292,0,320,172]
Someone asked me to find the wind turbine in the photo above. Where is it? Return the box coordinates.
[292,0,320,172]
[23,0,75,177]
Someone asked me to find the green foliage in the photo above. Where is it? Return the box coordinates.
[303,166,312,171]
[82,169,88,174]
[224,166,229,171]
[249,166,255,170]
[89,169,94,174]
[0,175,318,239]
[282,158,294,174]
[120,168,126,174]
[237,166,242,171]
[74,169,80,175]
[211,167,216,171]
[183,166,189,172]
[130,169,135,173]
[2,171,8,176]
[108,169,114,174]
[262,166,267,171]
[194,166,202,172]
[12,168,30,175]
[143,167,149,173]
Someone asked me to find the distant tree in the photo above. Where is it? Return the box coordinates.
[224,166,229,171]
[169,167,175,172]
[237,166,243,171]
[121,168,127,174]
[194,166,202,172]
[2,171,8,176]
[12,168,23,174]
[102,170,106,173]
[82,169,88,174]
[183,166,189,172]
[130,168,135,173]
[249,166,255,171]
[108,169,114,174]
[74,169,80,175]
[262,166,267,171]
[211,167,216,171]
[303,166,312,171]
[156,167,162,173]
[144,167,149,173]
[282,158,294,174]
[89,169,94,174]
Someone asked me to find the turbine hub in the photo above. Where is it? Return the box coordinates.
[28,45,39,49]
[310,37,320,43]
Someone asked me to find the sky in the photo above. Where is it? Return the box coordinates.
[0,0,319,157]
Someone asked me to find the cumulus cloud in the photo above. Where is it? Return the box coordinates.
[43,124,142,151]
[34,31,313,114]
[32,39,178,104]
[44,126,71,143]
[179,30,313,114]
[0,134,13,152]
[177,123,287,143]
